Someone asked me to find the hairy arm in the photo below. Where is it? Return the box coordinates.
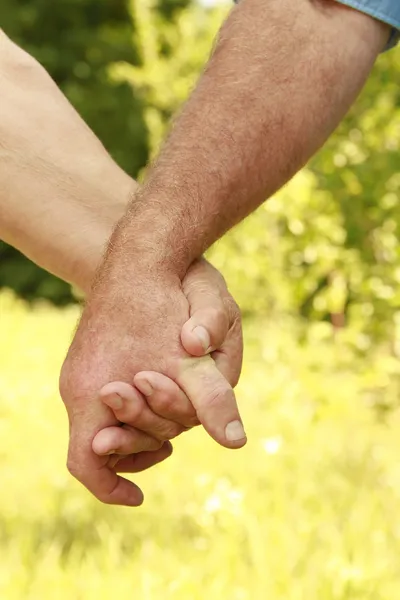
[61,0,390,506]
[111,0,389,275]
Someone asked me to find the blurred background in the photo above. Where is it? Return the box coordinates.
[1,1,400,598]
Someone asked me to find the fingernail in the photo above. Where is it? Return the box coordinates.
[193,326,211,353]
[225,420,246,442]
[104,393,123,410]
[138,379,153,397]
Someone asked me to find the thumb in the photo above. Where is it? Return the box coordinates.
[181,291,229,358]
[177,356,246,449]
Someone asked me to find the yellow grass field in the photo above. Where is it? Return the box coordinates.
[2,291,400,599]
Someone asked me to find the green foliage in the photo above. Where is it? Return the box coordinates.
[2,293,400,598]
[110,1,226,160]
[1,0,149,176]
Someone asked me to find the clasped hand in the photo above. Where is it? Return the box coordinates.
[60,259,246,506]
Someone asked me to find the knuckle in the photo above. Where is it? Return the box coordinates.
[66,463,112,506]
[197,382,235,420]
[95,488,115,505]
[59,360,97,405]
[59,364,72,401]
[66,459,82,480]
[148,391,197,427]
[148,392,175,416]
[198,382,233,413]
[126,399,145,423]
[208,305,228,326]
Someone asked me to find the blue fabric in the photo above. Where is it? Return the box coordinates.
[335,0,400,49]
[233,0,400,51]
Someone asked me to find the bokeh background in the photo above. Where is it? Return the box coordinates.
[1,1,400,598]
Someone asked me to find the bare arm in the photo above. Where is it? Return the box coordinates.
[112,0,389,275]
[1,32,246,504]
[0,30,133,291]
[0,30,241,369]
[61,0,390,506]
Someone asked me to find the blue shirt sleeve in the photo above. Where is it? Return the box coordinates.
[233,0,399,51]
[334,0,400,49]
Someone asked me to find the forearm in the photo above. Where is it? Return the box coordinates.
[1,150,133,294]
[114,0,388,277]
[0,31,134,291]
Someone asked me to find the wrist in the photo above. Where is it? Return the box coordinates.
[66,175,138,294]
[118,211,191,281]
[109,189,202,280]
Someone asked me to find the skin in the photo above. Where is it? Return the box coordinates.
[0,30,243,480]
[93,258,243,460]
[60,0,390,506]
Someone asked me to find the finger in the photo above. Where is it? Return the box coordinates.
[99,381,184,440]
[92,424,163,456]
[177,356,246,450]
[181,273,229,357]
[134,371,200,428]
[181,309,229,357]
[212,313,243,388]
[112,442,173,473]
[67,426,144,507]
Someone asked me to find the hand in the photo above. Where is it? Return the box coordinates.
[0,33,244,505]
[60,258,245,506]
[92,258,243,458]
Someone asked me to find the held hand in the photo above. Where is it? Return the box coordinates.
[60,259,245,506]
[92,259,243,458]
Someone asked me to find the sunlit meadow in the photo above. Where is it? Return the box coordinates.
[2,291,400,599]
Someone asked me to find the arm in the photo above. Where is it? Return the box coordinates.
[0,32,243,501]
[115,0,389,275]
[0,30,240,371]
[118,0,389,274]
[61,0,388,506]
[0,29,132,291]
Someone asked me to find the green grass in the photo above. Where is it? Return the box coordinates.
[1,291,400,599]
